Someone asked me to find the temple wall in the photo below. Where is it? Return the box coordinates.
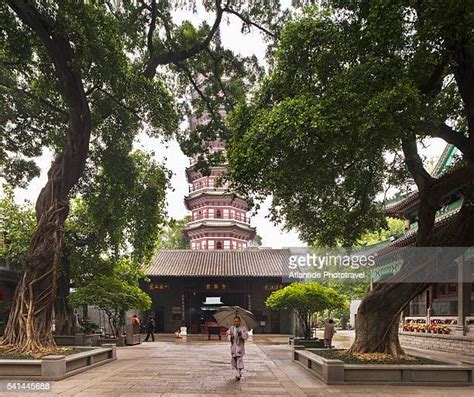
[249,279,291,334]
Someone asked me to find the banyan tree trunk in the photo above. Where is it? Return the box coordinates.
[2,0,92,355]
[1,136,90,356]
[348,282,428,356]
[1,126,90,355]
[1,200,68,353]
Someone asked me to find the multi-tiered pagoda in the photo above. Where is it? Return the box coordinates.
[182,85,256,250]
[183,141,256,250]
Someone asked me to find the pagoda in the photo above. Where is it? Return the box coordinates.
[182,86,256,250]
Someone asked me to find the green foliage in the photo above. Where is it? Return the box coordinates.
[155,218,189,250]
[0,0,178,188]
[226,1,471,246]
[69,259,151,337]
[78,150,170,263]
[0,185,35,270]
[357,218,405,247]
[252,234,263,247]
[176,46,264,163]
[62,149,169,288]
[321,218,406,301]
[266,282,346,338]
[266,282,347,314]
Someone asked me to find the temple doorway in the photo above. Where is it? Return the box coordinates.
[186,292,247,334]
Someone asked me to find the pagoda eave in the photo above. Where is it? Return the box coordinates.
[184,190,249,210]
[185,164,227,182]
[183,221,256,239]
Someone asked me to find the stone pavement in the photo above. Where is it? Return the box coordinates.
[1,336,472,396]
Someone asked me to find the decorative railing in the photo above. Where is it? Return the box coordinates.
[189,184,228,193]
[188,216,250,224]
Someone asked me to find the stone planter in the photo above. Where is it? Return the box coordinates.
[97,336,125,347]
[0,345,116,381]
[293,347,474,385]
[54,333,102,347]
[292,338,325,348]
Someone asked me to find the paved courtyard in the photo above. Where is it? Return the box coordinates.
[0,334,458,397]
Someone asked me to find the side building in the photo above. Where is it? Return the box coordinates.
[372,144,474,354]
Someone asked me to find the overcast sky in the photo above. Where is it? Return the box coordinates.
[3,3,447,248]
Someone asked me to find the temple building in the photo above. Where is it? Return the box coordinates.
[372,144,474,354]
[143,249,292,333]
[142,78,292,334]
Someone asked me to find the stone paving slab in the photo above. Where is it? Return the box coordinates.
[0,338,471,396]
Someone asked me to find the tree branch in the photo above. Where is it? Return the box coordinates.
[143,0,224,78]
[426,123,474,162]
[146,0,157,57]
[206,48,234,109]
[96,88,144,122]
[401,135,433,192]
[176,61,220,125]
[222,5,277,39]
[453,44,474,138]
[418,58,446,97]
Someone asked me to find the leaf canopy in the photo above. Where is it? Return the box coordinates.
[226,1,472,246]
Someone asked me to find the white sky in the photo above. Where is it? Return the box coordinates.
[2,3,448,248]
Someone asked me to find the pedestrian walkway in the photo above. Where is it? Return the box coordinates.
[3,337,471,396]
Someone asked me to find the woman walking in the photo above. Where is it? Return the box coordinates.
[226,316,248,380]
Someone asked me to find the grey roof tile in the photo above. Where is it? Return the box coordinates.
[144,249,290,277]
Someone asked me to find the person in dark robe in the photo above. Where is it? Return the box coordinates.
[144,316,155,342]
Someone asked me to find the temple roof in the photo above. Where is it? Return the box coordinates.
[384,191,420,217]
[144,249,289,278]
[375,207,460,260]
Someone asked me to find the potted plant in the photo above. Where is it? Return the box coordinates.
[439,325,451,334]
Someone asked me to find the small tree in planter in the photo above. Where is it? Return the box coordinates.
[69,260,151,338]
[266,282,347,339]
